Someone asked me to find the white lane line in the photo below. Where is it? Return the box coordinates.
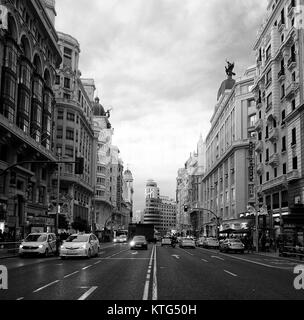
[82,265,92,270]
[78,286,98,300]
[178,248,194,256]
[33,280,60,293]
[201,259,208,263]
[106,249,129,259]
[224,270,238,277]
[64,271,79,279]
[211,256,225,261]
[97,258,152,260]
[152,244,158,301]
[172,255,180,259]
[16,297,24,300]
[143,245,155,300]
[94,261,101,265]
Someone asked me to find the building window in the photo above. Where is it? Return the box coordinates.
[266,69,272,85]
[281,84,285,99]
[281,110,286,124]
[274,168,277,178]
[66,129,74,141]
[267,93,272,110]
[55,75,60,85]
[266,46,271,62]
[291,128,296,146]
[282,136,286,152]
[293,157,298,170]
[63,93,71,100]
[57,109,63,119]
[56,128,63,139]
[63,47,72,67]
[266,172,270,181]
[66,112,75,121]
[64,77,71,89]
[292,99,296,111]
[283,163,287,175]
[266,149,269,162]
[65,146,74,157]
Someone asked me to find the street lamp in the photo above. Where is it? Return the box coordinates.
[56,147,62,235]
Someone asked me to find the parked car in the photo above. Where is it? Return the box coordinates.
[203,238,219,249]
[219,238,245,254]
[196,237,206,247]
[130,235,148,250]
[161,237,172,247]
[19,233,57,257]
[60,233,100,259]
[179,237,196,249]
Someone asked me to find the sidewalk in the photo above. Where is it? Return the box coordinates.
[253,251,304,263]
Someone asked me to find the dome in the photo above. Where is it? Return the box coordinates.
[124,169,133,180]
[92,97,106,116]
[146,179,157,187]
[217,78,236,101]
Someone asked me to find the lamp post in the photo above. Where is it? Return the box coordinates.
[56,147,62,235]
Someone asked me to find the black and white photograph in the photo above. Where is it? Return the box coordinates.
[0,0,304,309]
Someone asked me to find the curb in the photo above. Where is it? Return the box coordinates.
[0,255,18,260]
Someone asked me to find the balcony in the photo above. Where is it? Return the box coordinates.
[287,169,300,182]
[278,69,285,82]
[269,153,279,167]
[286,82,299,100]
[254,119,263,132]
[287,56,296,70]
[262,175,288,192]
[269,128,279,142]
[256,98,262,109]
[278,19,285,32]
[255,140,264,153]
[257,163,264,175]
[288,3,295,17]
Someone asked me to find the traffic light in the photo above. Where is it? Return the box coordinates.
[184,205,188,212]
[75,157,84,174]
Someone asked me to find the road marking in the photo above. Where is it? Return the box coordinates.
[82,265,92,270]
[201,259,208,263]
[152,245,158,301]
[211,256,225,261]
[224,270,238,277]
[55,264,63,266]
[172,255,180,259]
[178,248,194,256]
[131,251,138,255]
[106,249,129,259]
[97,258,152,260]
[64,271,79,278]
[143,245,155,300]
[16,297,24,300]
[33,280,60,293]
[94,261,101,265]
[78,286,98,300]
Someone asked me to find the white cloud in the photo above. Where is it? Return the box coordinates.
[55,0,268,211]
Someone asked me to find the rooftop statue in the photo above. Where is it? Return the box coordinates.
[225,60,236,77]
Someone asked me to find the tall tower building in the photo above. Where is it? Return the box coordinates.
[252,0,304,245]
[144,180,161,230]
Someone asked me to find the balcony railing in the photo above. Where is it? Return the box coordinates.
[287,169,300,182]
[254,119,263,132]
[288,2,295,17]
[286,82,299,100]
[278,69,285,81]
[287,56,296,69]
[262,175,287,192]
[255,140,264,153]
[257,163,264,175]
[269,153,280,167]
[269,128,279,142]
[278,19,285,32]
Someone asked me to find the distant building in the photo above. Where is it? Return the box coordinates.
[144,180,161,230]
[159,196,177,235]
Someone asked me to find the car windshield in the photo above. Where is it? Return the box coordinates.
[65,235,89,243]
[25,234,47,242]
[133,236,145,241]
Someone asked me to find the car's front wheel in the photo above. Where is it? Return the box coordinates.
[87,249,91,259]
[44,249,49,257]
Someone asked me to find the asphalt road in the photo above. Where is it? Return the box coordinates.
[0,242,303,300]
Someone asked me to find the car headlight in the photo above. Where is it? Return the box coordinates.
[81,245,87,249]
[130,241,135,246]
[114,239,117,243]
[39,245,44,249]
[19,245,23,249]
[60,245,65,249]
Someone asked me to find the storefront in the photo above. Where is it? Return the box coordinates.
[26,216,55,235]
[281,214,304,247]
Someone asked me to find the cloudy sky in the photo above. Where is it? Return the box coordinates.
[55,0,268,212]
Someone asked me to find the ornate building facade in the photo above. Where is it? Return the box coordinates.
[0,0,61,237]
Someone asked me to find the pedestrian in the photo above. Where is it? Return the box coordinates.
[0,230,3,242]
